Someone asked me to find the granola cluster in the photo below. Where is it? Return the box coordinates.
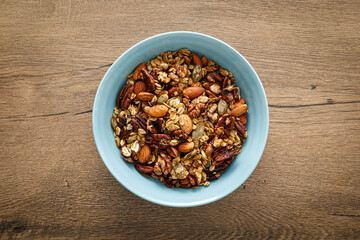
[111,49,248,188]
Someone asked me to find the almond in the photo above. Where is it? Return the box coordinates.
[134,81,147,100]
[133,63,146,80]
[179,114,193,135]
[146,105,168,117]
[166,147,179,158]
[192,53,202,67]
[137,92,155,101]
[138,144,151,163]
[201,56,208,66]
[233,101,243,109]
[183,87,205,99]
[178,141,195,153]
[184,56,191,66]
[134,81,147,95]
[229,104,247,117]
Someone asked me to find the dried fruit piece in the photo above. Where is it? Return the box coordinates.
[183,87,205,99]
[240,114,247,124]
[146,105,168,117]
[179,114,193,135]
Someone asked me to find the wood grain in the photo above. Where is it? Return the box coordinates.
[0,0,359,239]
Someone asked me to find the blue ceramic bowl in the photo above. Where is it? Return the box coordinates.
[92,32,269,207]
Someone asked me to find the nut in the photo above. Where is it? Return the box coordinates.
[133,63,146,80]
[233,101,243,109]
[135,163,154,174]
[192,53,202,67]
[168,87,183,97]
[184,56,191,65]
[138,144,151,163]
[205,72,222,83]
[178,141,195,153]
[183,87,205,99]
[116,83,134,110]
[157,94,169,104]
[192,123,205,139]
[146,105,169,117]
[210,83,221,94]
[141,68,155,92]
[217,99,228,115]
[179,114,193,135]
[229,104,247,117]
[201,56,208,66]
[134,81,147,95]
[166,146,179,158]
[174,64,188,78]
[213,146,237,162]
[137,92,155,101]
[235,120,247,135]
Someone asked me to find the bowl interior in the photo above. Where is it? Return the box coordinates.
[93,32,269,207]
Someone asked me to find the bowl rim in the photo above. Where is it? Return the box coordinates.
[92,31,269,207]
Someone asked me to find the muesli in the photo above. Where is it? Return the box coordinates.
[111,49,248,188]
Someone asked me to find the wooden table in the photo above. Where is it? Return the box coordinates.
[1,0,359,239]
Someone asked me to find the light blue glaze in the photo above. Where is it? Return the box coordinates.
[92,32,269,207]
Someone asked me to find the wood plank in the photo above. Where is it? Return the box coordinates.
[0,0,359,239]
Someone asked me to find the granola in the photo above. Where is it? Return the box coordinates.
[111,49,248,188]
